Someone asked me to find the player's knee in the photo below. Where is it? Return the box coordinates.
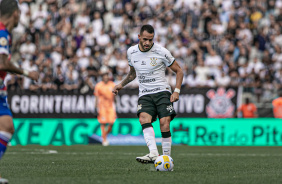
[7,124,15,134]
[139,116,148,124]
[0,119,15,134]
[159,120,170,132]
[139,113,151,124]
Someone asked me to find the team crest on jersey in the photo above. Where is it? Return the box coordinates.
[206,88,235,118]
[137,104,142,111]
[150,57,157,66]
[166,105,174,113]
[0,37,8,46]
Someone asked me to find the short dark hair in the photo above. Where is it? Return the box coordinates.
[279,90,282,97]
[245,97,250,104]
[0,0,19,17]
[140,24,154,35]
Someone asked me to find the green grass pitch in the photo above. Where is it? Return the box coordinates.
[1,146,282,184]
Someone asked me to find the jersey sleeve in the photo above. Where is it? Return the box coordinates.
[0,30,9,55]
[162,47,175,67]
[127,48,133,66]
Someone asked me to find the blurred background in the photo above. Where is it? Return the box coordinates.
[4,0,282,146]
[7,0,282,113]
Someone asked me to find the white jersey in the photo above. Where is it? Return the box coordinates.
[127,43,175,97]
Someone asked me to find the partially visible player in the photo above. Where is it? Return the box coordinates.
[272,91,282,118]
[237,97,258,118]
[94,72,117,146]
[0,0,39,182]
[112,24,183,164]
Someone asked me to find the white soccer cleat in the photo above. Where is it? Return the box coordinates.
[0,177,8,184]
[136,153,158,164]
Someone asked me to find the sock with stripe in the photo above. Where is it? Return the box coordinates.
[161,131,171,156]
[0,131,12,160]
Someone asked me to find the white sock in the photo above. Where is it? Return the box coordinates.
[162,137,171,156]
[143,127,159,156]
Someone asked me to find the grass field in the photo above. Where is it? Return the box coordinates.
[1,146,282,184]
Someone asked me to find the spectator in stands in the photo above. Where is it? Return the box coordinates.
[215,71,231,87]
[76,40,91,69]
[64,64,79,92]
[184,71,201,88]
[40,31,52,57]
[19,35,36,60]
[53,65,65,91]
[237,97,258,118]
[32,3,48,37]
[0,0,280,108]
[194,59,209,86]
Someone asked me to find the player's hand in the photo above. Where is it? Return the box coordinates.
[28,71,39,82]
[112,84,123,95]
[170,92,179,102]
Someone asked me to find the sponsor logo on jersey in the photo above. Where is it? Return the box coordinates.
[139,78,156,83]
[166,105,174,113]
[150,57,157,66]
[0,37,8,46]
[165,54,173,64]
[151,49,160,54]
[134,60,139,63]
[131,50,138,54]
[137,104,142,111]
[206,88,235,118]
[141,61,146,65]
[139,72,154,76]
[142,87,160,93]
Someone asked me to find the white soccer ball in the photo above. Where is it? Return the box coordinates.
[154,155,174,171]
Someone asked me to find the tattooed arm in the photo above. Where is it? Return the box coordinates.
[112,66,136,95]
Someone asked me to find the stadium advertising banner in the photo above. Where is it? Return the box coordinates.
[7,87,238,118]
[10,118,282,146]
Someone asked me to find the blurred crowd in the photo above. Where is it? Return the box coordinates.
[5,0,282,102]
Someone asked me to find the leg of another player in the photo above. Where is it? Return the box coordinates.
[0,116,14,160]
[159,116,172,156]
[103,124,113,146]
[100,124,106,143]
[139,112,159,156]
[106,124,113,135]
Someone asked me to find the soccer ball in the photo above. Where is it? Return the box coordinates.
[154,155,174,171]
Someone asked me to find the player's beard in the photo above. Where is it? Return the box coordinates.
[141,42,152,51]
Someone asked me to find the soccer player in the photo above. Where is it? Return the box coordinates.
[112,24,184,163]
[0,0,39,182]
[272,91,282,118]
[94,72,117,146]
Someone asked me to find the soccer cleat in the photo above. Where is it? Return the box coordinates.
[0,177,8,184]
[136,153,158,164]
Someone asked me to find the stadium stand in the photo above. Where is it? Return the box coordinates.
[5,0,282,107]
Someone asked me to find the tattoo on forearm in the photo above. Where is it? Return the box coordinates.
[121,67,136,87]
